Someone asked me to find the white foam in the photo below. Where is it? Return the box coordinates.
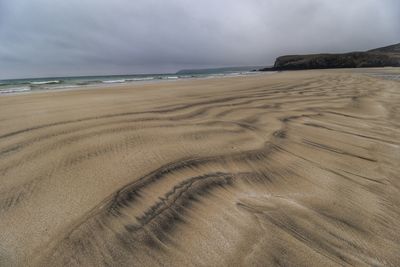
[0,87,31,94]
[30,80,60,85]
[102,79,126,84]
[126,77,155,82]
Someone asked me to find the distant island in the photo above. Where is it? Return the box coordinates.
[260,43,400,71]
[176,66,264,75]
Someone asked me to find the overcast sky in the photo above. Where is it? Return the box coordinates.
[0,0,399,79]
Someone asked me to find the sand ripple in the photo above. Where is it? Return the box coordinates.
[0,69,399,266]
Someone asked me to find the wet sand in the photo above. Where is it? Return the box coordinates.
[0,69,399,266]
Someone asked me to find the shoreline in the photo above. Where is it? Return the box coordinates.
[0,71,269,97]
[2,66,398,97]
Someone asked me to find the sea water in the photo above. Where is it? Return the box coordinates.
[0,67,267,95]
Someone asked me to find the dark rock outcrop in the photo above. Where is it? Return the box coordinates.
[260,43,400,71]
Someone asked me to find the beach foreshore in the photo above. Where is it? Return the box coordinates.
[0,70,266,96]
[0,68,399,266]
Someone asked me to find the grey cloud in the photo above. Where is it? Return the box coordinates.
[0,0,399,79]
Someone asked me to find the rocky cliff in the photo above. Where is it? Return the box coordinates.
[260,43,400,71]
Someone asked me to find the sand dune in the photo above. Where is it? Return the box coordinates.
[0,69,399,266]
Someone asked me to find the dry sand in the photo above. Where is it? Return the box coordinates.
[0,69,399,266]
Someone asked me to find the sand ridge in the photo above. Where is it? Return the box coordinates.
[0,69,399,266]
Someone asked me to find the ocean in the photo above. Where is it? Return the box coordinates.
[0,67,265,95]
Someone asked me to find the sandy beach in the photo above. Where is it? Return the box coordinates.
[0,69,399,266]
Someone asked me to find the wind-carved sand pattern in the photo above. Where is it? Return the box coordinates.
[0,69,399,266]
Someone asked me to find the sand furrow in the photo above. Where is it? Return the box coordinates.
[0,69,399,266]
